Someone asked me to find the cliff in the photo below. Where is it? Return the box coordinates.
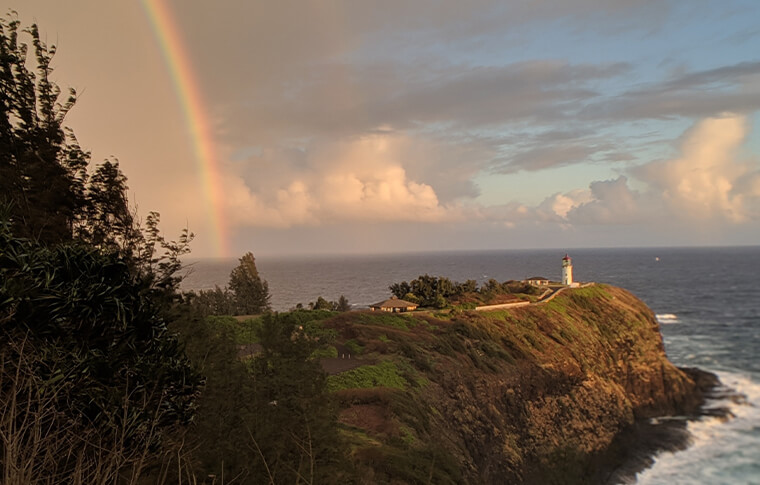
[321,284,712,484]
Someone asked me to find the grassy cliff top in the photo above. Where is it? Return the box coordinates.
[209,284,701,483]
[322,285,697,483]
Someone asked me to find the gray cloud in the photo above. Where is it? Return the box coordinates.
[581,61,760,121]
[218,60,630,145]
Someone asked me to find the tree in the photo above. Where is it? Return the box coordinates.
[0,17,85,243]
[248,313,348,482]
[229,252,271,315]
[185,285,237,317]
[0,16,199,481]
[310,296,333,310]
[456,279,479,295]
[0,215,201,481]
[336,295,351,312]
[389,281,411,299]
[0,15,138,247]
[76,159,139,252]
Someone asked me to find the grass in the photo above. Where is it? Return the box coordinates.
[358,312,419,330]
[344,339,364,355]
[327,361,408,392]
[206,309,338,345]
[311,345,338,359]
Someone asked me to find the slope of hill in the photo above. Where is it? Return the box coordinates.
[319,285,713,484]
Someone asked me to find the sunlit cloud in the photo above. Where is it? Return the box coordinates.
[221,134,464,228]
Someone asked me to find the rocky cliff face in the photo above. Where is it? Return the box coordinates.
[324,285,711,484]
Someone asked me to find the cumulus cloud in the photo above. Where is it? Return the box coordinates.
[538,189,594,219]
[565,177,644,224]
[532,114,760,226]
[220,134,463,228]
[634,113,756,222]
[215,113,759,237]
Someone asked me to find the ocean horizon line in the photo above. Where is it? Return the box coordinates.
[183,243,760,262]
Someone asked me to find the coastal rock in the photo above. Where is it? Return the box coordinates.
[325,285,713,484]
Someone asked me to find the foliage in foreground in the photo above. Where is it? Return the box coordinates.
[0,218,201,482]
[0,15,203,482]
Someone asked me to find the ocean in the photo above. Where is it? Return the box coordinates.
[181,246,760,484]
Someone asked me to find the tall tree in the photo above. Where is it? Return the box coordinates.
[0,17,87,242]
[0,17,198,481]
[248,313,348,482]
[336,295,351,312]
[0,14,140,250]
[229,252,271,315]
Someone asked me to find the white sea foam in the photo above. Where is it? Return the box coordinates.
[656,313,679,324]
[635,370,760,485]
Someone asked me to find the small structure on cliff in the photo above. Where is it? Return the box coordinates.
[562,254,574,286]
[526,276,550,286]
[369,296,418,313]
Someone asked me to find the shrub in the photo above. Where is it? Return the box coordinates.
[0,220,200,481]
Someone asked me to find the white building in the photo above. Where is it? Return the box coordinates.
[562,254,573,286]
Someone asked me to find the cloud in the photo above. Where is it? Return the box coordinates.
[634,113,755,222]
[218,60,630,146]
[538,189,594,219]
[217,113,760,237]
[221,134,463,228]
[565,176,644,224]
[581,62,760,121]
[534,114,760,226]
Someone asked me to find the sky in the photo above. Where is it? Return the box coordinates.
[5,0,760,257]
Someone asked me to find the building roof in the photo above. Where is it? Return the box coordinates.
[526,276,549,281]
[370,296,418,308]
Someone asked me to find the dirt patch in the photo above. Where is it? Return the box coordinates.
[339,404,395,435]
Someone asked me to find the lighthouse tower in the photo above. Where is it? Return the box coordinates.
[562,254,573,286]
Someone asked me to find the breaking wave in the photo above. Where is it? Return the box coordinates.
[656,313,679,324]
[635,370,760,484]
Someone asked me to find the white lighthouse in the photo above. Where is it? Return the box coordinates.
[561,254,573,286]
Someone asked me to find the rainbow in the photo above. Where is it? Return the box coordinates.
[141,0,229,257]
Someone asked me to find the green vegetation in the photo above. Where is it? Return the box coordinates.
[389,274,539,309]
[0,221,200,482]
[0,16,204,482]
[328,361,408,391]
[358,311,419,329]
[313,284,701,483]
[229,251,271,313]
[312,345,339,358]
[206,315,262,343]
[186,251,272,316]
[344,338,364,356]
[306,294,351,311]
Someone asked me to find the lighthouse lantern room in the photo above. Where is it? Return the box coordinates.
[562,254,573,286]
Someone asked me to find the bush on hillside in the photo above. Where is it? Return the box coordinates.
[0,218,201,481]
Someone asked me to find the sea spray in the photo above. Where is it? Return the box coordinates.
[636,370,760,485]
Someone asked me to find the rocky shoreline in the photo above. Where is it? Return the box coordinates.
[599,367,725,484]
